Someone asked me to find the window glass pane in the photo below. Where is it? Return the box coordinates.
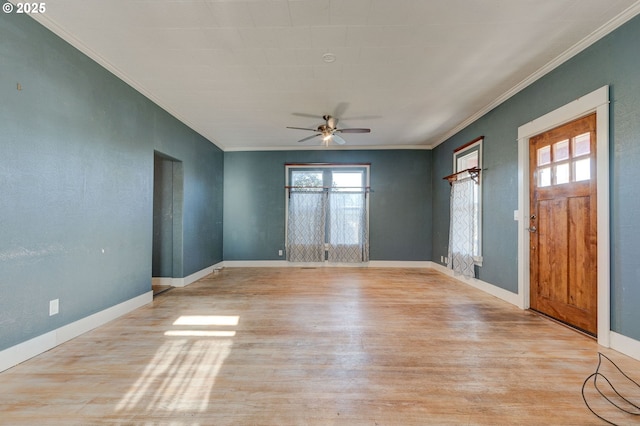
[287,165,370,263]
[553,140,569,162]
[332,172,363,191]
[538,167,551,187]
[329,192,364,244]
[574,158,591,181]
[574,133,591,157]
[472,184,479,257]
[456,151,478,171]
[291,171,323,190]
[555,163,570,184]
[452,141,482,261]
[537,146,551,166]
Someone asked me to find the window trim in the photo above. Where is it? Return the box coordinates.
[453,138,483,266]
[284,163,370,262]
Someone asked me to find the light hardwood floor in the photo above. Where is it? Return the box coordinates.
[1,268,638,425]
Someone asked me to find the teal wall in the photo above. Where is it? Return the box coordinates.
[0,10,223,351]
[224,150,432,261]
[432,15,640,340]
[3,1,640,354]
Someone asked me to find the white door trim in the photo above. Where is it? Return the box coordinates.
[517,85,610,347]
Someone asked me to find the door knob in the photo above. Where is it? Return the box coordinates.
[527,226,537,233]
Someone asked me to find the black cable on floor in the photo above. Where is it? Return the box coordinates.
[582,352,640,425]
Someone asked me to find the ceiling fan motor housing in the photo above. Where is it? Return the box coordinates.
[287,114,370,145]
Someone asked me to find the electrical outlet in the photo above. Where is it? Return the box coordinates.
[49,299,59,316]
[514,210,519,221]
[278,250,283,256]
[440,256,444,263]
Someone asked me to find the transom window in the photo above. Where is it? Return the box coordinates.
[289,169,365,192]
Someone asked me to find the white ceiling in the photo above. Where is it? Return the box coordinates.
[28,0,640,150]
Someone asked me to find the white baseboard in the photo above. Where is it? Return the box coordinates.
[429,261,521,307]
[152,277,173,286]
[610,331,640,361]
[153,262,225,287]
[173,262,224,287]
[221,260,431,268]
[0,291,152,373]
[223,260,289,268]
[368,261,432,268]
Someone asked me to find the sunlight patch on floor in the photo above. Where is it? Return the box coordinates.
[164,330,236,337]
[173,315,239,326]
[115,314,238,414]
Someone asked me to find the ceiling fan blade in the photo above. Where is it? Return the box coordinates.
[336,128,371,134]
[298,133,322,143]
[332,134,347,145]
[326,115,338,129]
[287,126,318,132]
[340,115,381,121]
[332,102,349,119]
[291,112,323,119]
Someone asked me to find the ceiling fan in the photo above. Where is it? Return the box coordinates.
[287,115,371,146]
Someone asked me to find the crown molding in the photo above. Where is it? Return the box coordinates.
[224,143,433,152]
[21,1,640,153]
[429,0,640,149]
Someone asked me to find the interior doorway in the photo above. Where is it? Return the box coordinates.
[152,151,184,295]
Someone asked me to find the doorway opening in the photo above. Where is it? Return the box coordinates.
[517,86,610,347]
[152,151,184,296]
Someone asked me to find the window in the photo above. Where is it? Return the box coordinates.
[286,164,370,263]
[449,138,483,275]
[535,132,591,188]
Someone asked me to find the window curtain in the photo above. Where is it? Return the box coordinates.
[327,191,369,263]
[448,178,476,278]
[286,191,326,262]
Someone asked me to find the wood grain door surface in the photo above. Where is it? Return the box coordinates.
[529,113,597,335]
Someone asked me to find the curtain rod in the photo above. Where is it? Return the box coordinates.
[443,167,481,185]
[285,186,372,198]
[285,162,371,167]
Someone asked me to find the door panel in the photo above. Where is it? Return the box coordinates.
[536,198,568,303]
[529,113,597,335]
[569,196,593,311]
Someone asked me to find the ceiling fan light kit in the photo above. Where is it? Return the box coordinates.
[287,114,371,146]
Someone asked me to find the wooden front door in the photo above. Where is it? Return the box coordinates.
[529,113,597,335]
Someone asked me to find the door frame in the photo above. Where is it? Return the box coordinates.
[517,85,610,347]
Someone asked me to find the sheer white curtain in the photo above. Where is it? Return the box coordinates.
[448,178,476,277]
[286,191,326,262]
[327,191,369,263]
